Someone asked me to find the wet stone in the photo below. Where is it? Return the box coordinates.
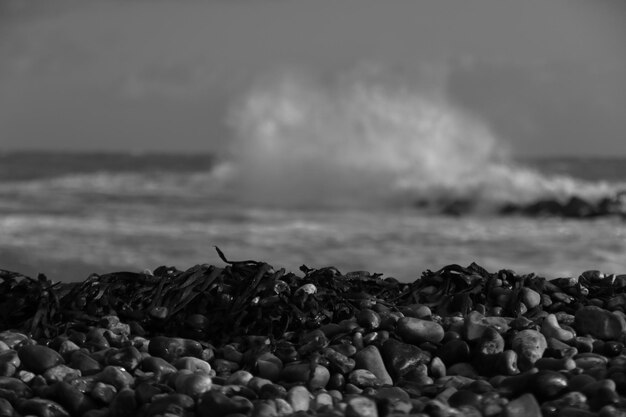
[43,364,81,384]
[511,329,547,370]
[18,398,70,417]
[346,396,378,417]
[197,391,254,417]
[381,338,431,381]
[396,317,444,345]
[575,306,626,340]
[354,345,393,386]
[348,369,382,388]
[503,393,542,417]
[18,345,64,374]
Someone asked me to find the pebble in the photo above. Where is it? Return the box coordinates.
[503,393,541,417]
[511,329,547,370]
[196,391,253,417]
[354,345,393,386]
[286,386,311,411]
[575,306,626,340]
[542,314,575,342]
[43,364,81,384]
[18,345,64,374]
[396,317,444,344]
[380,338,431,381]
[6,262,626,417]
[346,396,378,417]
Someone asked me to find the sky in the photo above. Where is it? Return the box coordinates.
[0,0,625,156]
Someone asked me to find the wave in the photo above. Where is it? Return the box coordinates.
[222,71,625,211]
[2,70,623,213]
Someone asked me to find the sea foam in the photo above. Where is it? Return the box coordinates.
[223,71,620,210]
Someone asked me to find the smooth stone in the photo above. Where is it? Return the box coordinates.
[448,389,482,409]
[446,362,479,378]
[174,372,212,398]
[429,356,446,379]
[96,366,134,391]
[323,347,356,374]
[521,288,542,309]
[58,341,80,360]
[222,344,244,364]
[197,392,253,417]
[148,336,203,362]
[252,400,278,417]
[44,381,96,416]
[0,332,30,349]
[109,388,137,417]
[17,398,70,417]
[173,357,212,374]
[397,317,444,344]
[143,393,195,417]
[437,339,471,366]
[494,350,520,376]
[575,353,609,370]
[476,327,505,355]
[375,386,412,415]
[542,314,575,342]
[503,393,541,417]
[348,369,382,388]
[213,358,240,374]
[575,306,625,340]
[91,382,117,404]
[313,392,334,411]
[497,368,539,397]
[279,363,329,390]
[43,364,81,384]
[226,370,254,386]
[464,311,509,342]
[330,343,358,358]
[140,356,177,380]
[0,398,14,417]
[511,330,547,370]
[69,350,102,375]
[381,338,431,381]
[357,309,382,331]
[287,386,311,412]
[531,370,569,400]
[0,376,32,402]
[354,345,393,386]
[18,345,64,374]
[255,352,283,381]
[535,357,576,371]
[274,398,294,417]
[258,382,287,401]
[104,346,142,371]
[218,384,257,401]
[346,396,378,417]
[0,350,20,373]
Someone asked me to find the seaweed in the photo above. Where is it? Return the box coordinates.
[2,250,625,342]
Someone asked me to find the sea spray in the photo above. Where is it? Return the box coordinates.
[223,70,621,210]
[225,71,503,208]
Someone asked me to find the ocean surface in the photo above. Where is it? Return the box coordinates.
[1,151,625,282]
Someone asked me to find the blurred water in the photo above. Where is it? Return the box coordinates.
[1,152,625,282]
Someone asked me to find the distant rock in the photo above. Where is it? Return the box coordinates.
[499,191,626,219]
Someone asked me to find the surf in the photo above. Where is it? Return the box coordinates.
[219,70,625,213]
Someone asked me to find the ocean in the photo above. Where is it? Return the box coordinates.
[1,151,625,283]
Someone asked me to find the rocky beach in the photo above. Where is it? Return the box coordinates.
[2,250,626,417]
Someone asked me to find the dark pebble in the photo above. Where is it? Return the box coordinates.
[197,391,253,417]
[18,345,64,374]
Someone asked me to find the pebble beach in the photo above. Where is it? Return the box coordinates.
[2,254,626,417]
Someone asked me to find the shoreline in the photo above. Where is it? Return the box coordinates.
[1,256,626,416]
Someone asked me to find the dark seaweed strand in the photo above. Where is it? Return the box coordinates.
[1,250,625,341]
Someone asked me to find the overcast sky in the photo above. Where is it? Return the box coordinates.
[1,0,625,156]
